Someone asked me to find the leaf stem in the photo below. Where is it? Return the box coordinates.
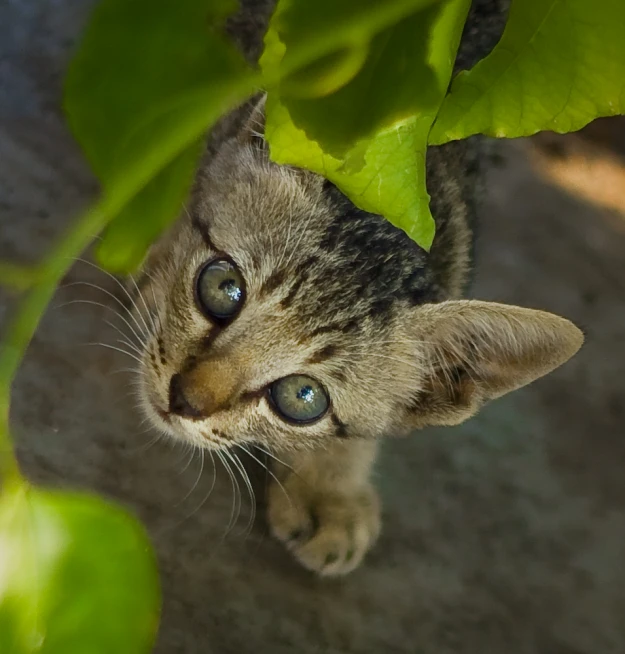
[0,202,111,482]
[0,81,257,484]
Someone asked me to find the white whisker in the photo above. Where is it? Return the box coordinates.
[128,273,157,339]
[111,367,144,376]
[179,443,199,478]
[230,447,257,536]
[57,298,146,348]
[184,450,218,521]
[87,341,143,365]
[62,281,148,342]
[252,445,298,476]
[73,256,156,336]
[217,450,238,537]
[104,318,145,352]
[239,445,293,509]
[178,445,203,505]
[222,448,243,535]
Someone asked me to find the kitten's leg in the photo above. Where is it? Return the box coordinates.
[267,439,381,576]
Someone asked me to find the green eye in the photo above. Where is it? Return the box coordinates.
[195,259,245,320]
[270,375,329,424]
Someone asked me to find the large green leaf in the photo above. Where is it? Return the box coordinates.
[261,0,441,86]
[0,486,160,654]
[263,0,471,250]
[430,0,625,144]
[281,13,440,158]
[94,141,203,272]
[64,0,257,272]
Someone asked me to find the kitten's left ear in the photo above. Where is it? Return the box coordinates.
[237,93,266,147]
[400,300,584,429]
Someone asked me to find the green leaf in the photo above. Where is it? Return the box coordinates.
[262,0,441,85]
[0,486,160,654]
[262,0,441,153]
[263,0,471,250]
[430,0,625,144]
[94,141,203,272]
[281,13,440,158]
[64,0,257,273]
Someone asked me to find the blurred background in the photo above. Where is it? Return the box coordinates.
[1,1,624,652]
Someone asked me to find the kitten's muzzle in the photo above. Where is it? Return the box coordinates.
[167,357,241,421]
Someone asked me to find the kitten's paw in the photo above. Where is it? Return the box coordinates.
[267,475,381,576]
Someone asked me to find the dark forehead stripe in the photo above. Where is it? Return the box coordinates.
[280,276,306,310]
[305,319,360,341]
[260,268,287,297]
[279,188,441,337]
[306,343,339,365]
[279,254,319,309]
[191,214,219,252]
[317,203,433,304]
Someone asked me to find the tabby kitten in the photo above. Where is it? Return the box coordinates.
[130,0,583,576]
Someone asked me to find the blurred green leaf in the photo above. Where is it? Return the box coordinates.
[430,0,625,144]
[263,0,471,250]
[64,0,257,273]
[262,0,440,86]
[0,486,160,654]
[94,141,203,272]
[262,0,441,154]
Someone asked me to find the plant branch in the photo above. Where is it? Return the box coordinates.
[0,201,111,481]
[0,82,257,483]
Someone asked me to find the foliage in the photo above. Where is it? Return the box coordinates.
[430,0,625,144]
[64,0,257,273]
[262,0,471,249]
[0,486,159,654]
[0,0,624,651]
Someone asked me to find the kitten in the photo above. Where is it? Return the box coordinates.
[130,0,583,576]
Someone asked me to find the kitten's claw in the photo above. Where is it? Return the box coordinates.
[267,474,381,576]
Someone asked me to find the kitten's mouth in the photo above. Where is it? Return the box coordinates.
[144,395,230,450]
[146,394,170,423]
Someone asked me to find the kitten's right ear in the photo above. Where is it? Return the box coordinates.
[237,93,266,148]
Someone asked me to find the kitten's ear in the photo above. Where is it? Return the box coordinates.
[237,93,266,148]
[402,300,583,429]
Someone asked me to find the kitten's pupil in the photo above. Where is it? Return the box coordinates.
[195,259,245,320]
[270,375,329,424]
[297,385,314,403]
[218,278,242,303]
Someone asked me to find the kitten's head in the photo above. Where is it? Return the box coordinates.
[133,100,583,451]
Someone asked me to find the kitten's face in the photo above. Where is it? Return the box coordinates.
[133,108,583,452]
[134,130,430,452]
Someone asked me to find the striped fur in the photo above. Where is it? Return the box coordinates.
[129,0,583,575]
